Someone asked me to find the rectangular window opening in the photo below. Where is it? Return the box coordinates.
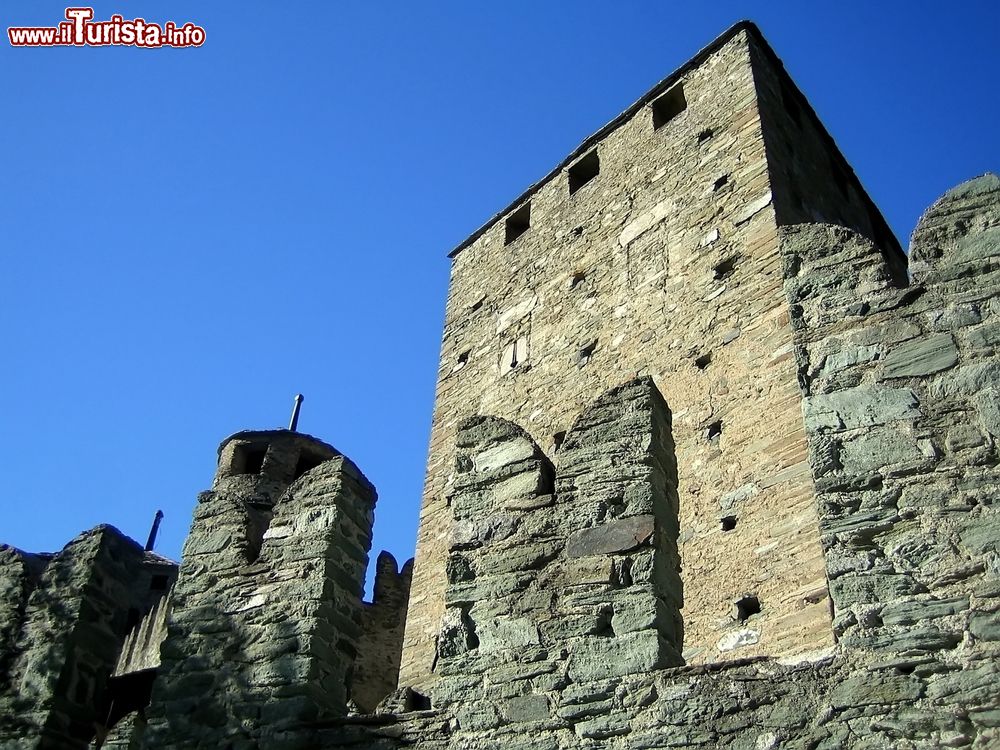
[235,444,268,475]
[652,84,687,129]
[568,150,600,195]
[294,450,326,481]
[504,203,531,245]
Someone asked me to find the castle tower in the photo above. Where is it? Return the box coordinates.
[142,429,379,747]
[400,21,906,688]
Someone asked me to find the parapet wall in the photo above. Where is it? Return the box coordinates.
[353,551,414,713]
[430,378,685,717]
[0,428,418,749]
[787,172,1000,675]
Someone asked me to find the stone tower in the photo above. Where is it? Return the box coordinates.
[399,20,906,688]
[141,429,379,747]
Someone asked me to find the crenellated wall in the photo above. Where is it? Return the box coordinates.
[427,379,685,729]
[0,546,50,690]
[785,172,1000,682]
[1,21,998,750]
[352,551,414,713]
[316,179,1000,748]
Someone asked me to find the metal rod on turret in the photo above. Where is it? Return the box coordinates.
[145,510,164,552]
[289,393,304,432]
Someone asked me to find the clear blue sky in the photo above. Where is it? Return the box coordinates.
[2,2,997,594]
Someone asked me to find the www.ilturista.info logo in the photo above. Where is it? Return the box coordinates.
[8,7,205,48]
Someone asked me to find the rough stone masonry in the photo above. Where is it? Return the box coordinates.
[1,19,999,750]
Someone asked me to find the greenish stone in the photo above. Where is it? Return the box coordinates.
[829,674,923,708]
[502,694,550,723]
[566,515,656,558]
[567,630,669,681]
[880,597,969,627]
[969,610,1000,641]
[803,386,920,433]
[881,333,958,378]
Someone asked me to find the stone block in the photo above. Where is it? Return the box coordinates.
[803,387,920,433]
[958,514,1000,556]
[611,596,661,636]
[881,334,959,379]
[838,429,925,477]
[454,701,502,732]
[567,630,672,681]
[829,673,923,708]
[437,607,478,659]
[477,617,540,653]
[566,515,656,558]
[969,610,1000,641]
[474,438,538,474]
[818,345,880,376]
[574,714,631,739]
[880,598,969,627]
[829,572,923,607]
[502,694,550,723]
[975,387,1000,438]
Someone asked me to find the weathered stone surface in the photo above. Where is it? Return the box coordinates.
[476,617,540,653]
[818,344,880,376]
[829,572,923,607]
[975,387,1000,438]
[567,630,665,681]
[958,514,1000,556]
[969,610,1000,641]
[502,694,550,723]
[838,428,926,476]
[881,597,969,627]
[803,386,920,432]
[403,24,840,685]
[881,333,959,379]
[829,673,923,708]
[566,515,656,558]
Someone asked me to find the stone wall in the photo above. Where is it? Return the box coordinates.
[403,21,851,689]
[318,652,1000,749]
[351,552,414,713]
[2,22,999,750]
[141,430,379,748]
[0,527,172,749]
[786,172,1000,718]
[0,546,50,691]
